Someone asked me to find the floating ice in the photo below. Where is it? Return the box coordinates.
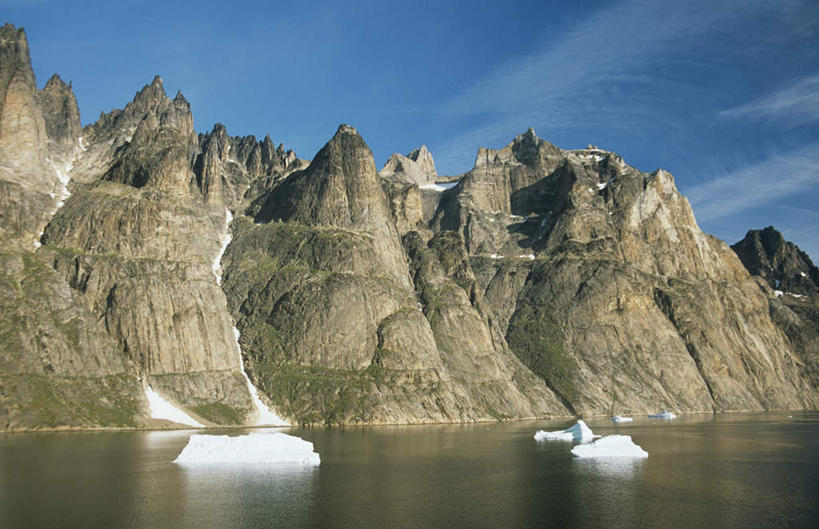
[534,420,596,442]
[145,386,204,428]
[611,416,633,423]
[174,432,320,465]
[571,435,648,458]
[648,410,677,419]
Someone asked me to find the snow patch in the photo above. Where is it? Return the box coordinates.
[174,432,320,465]
[145,386,204,427]
[774,290,784,297]
[518,254,535,260]
[232,327,289,426]
[437,180,459,190]
[212,209,289,426]
[212,209,233,284]
[611,416,633,423]
[571,435,648,458]
[801,272,808,278]
[648,410,677,420]
[490,254,503,259]
[419,180,459,192]
[534,420,596,442]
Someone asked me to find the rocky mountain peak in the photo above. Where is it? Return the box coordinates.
[380,144,439,185]
[732,226,818,295]
[36,73,81,152]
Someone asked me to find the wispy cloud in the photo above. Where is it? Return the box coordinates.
[432,0,805,173]
[686,142,819,223]
[719,75,819,127]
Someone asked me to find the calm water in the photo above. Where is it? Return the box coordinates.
[1,412,817,529]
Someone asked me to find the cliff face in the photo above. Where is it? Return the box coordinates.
[221,126,566,424]
[430,132,815,414]
[0,24,144,429]
[732,227,819,390]
[1,24,816,429]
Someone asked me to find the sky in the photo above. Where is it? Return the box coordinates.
[4,0,818,260]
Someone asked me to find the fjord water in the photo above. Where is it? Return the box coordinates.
[1,413,816,529]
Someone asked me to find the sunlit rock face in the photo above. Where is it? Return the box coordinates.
[1,24,816,430]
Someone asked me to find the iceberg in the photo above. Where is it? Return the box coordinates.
[611,416,633,423]
[571,435,648,458]
[174,432,320,465]
[648,410,677,419]
[534,420,596,442]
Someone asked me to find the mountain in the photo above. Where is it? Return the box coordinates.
[0,24,816,429]
[732,227,819,388]
[732,226,818,296]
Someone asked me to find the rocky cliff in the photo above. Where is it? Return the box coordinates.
[732,227,819,390]
[1,24,816,429]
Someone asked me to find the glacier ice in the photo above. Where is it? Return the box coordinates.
[534,420,596,442]
[611,416,633,423]
[174,432,320,465]
[571,435,648,458]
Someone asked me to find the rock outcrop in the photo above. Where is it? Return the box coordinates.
[1,25,816,429]
[732,226,818,296]
[732,227,819,389]
[221,126,566,424]
[0,24,145,429]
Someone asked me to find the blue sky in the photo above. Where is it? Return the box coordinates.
[5,0,818,259]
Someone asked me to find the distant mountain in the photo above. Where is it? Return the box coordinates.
[732,227,819,392]
[1,24,816,429]
[732,226,818,296]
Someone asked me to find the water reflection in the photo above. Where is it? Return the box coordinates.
[1,412,817,529]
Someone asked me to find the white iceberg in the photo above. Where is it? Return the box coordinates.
[534,420,596,442]
[571,435,648,458]
[648,410,677,419]
[611,416,633,423]
[174,432,320,465]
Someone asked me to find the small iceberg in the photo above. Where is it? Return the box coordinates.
[571,435,648,459]
[648,410,677,420]
[174,432,320,465]
[611,416,633,423]
[534,420,596,442]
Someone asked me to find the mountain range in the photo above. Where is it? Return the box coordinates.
[1,23,816,429]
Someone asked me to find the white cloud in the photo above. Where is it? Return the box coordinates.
[719,75,819,127]
[686,143,819,223]
[432,0,806,173]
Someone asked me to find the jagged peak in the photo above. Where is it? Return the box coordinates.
[0,22,28,50]
[407,144,430,161]
[43,73,70,91]
[173,90,188,104]
[334,123,360,137]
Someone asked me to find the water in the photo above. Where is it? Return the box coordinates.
[1,412,817,528]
